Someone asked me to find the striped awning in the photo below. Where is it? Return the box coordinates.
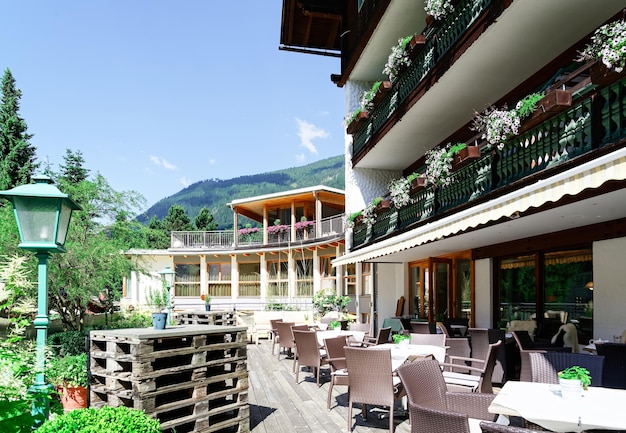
[332,148,626,266]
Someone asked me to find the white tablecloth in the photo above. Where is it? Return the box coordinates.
[316,330,365,346]
[370,343,447,370]
[489,381,626,432]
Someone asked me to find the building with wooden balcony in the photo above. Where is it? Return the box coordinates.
[280,0,626,343]
[124,185,350,311]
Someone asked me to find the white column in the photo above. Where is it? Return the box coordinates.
[260,253,267,302]
[231,255,239,300]
[200,255,207,297]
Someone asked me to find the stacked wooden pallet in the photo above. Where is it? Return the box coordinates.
[89,325,249,433]
[174,310,237,326]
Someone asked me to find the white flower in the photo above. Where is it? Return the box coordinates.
[424,0,454,21]
[383,36,413,82]
[578,20,626,73]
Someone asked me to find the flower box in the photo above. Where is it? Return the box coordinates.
[375,199,391,215]
[410,176,427,194]
[452,145,481,169]
[372,81,393,105]
[346,111,368,135]
[589,61,626,87]
[522,89,573,132]
[408,35,426,60]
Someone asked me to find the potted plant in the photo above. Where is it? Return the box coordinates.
[47,353,88,412]
[329,320,341,331]
[146,286,168,329]
[346,109,369,134]
[388,176,413,209]
[392,333,410,346]
[346,210,364,228]
[383,35,414,82]
[201,293,211,311]
[558,366,591,399]
[425,144,454,187]
[424,0,454,22]
[577,19,626,84]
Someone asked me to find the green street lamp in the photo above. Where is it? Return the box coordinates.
[0,175,81,423]
[158,266,176,325]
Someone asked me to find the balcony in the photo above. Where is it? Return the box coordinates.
[352,73,626,249]
[170,215,345,250]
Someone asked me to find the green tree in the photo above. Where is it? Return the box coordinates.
[0,68,37,190]
[163,204,192,232]
[145,215,170,249]
[194,207,218,230]
[59,149,89,185]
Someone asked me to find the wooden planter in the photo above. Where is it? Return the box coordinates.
[410,176,427,194]
[590,61,626,87]
[408,34,426,60]
[373,81,393,105]
[452,146,481,170]
[522,89,573,132]
[346,111,368,135]
[375,199,391,215]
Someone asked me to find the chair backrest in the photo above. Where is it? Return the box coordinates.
[293,330,323,366]
[512,330,535,350]
[445,337,471,361]
[529,351,605,386]
[409,403,470,433]
[275,322,296,348]
[349,322,371,335]
[397,358,447,410]
[595,342,626,389]
[411,321,432,334]
[409,333,446,346]
[479,421,536,433]
[324,335,348,371]
[344,346,395,407]
[395,296,405,317]
[269,318,283,331]
[477,340,502,393]
[375,326,392,344]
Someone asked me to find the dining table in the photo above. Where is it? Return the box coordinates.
[316,329,365,346]
[488,380,626,432]
[369,343,447,371]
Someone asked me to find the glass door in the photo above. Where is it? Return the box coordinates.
[429,258,452,322]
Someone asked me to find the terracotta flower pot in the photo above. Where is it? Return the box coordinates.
[58,385,88,413]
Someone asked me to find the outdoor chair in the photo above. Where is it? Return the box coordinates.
[275,321,296,361]
[409,333,445,346]
[529,351,605,386]
[479,421,537,433]
[512,331,571,382]
[595,342,626,389]
[441,340,502,393]
[362,326,391,346]
[397,359,496,422]
[410,321,434,334]
[445,336,471,361]
[292,330,328,386]
[408,403,472,433]
[469,328,507,386]
[324,335,350,409]
[344,346,404,432]
[269,318,283,355]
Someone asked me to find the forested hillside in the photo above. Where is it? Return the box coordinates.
[138,155,344,229]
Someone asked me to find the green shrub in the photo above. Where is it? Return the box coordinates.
[46,354,88,388]
[36,406,160,433]
[47,331,87,356]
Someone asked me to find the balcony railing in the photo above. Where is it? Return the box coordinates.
[170,215,345,249]
[352,0,494,156]
[352,75,626,249]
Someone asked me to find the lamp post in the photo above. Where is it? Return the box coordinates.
[158,266,176,325]
[0,175,81,423]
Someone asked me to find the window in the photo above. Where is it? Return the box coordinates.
[239,262,260,297]
[174,263,200,296]
[498,254,536,326]
[296,258,313,297]
[361,262,371,295]
[207,262,231,297]
[320,255,336,292]
[343,263,356,295]
[267,260,289,298]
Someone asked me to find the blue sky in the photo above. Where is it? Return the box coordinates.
[2,1,345,209]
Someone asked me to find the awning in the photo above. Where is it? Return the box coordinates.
[332,147,626,266]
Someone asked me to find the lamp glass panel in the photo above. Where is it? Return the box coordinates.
[55,201,73,245]
[13,196,58,244]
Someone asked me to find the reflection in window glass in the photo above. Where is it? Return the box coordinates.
[455,259,471,320]
[499,255,536,327]
[361,263,371,295]
[344,263,356,295]
[239,262,260,297]
[175,263,201,296]
[320,256,336,292]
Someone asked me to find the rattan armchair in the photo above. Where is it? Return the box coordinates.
[323,335,349,409]
[528,351,605,386]
[293,330,329,386]
[440,340,502,393]
[361,326,392,346]
[479,421,537,433]
[512,330,571,382]
[409,333,446,346]
[595,342,626,389]
[344,346,403,432]
[409,403,472,433]
[269,318,283,355]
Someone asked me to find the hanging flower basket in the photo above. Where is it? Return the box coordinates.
[452,145,481,169]
[346,111,369,135]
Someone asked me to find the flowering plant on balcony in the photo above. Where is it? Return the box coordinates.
[360,81,383,113]
[577,19,626,73]
[424,0,454,21]
[346,210,363,228]
[388,176,413,209]
[295,218,314,231]
[425,144,454,187]
[267,219,290,235]
[238,225,260,236]
[383,35,413,82]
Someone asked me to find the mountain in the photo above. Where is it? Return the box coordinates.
[138,155,345,229]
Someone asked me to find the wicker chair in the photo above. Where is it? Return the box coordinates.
[445,336,471,362]
[512,331,571,382]
[479,421,537,433]
[409,403,471,433]
[344,346,403,432]
[324,335,349,409]
[275,321,296,361]
[595,342,626,389]
[397,359,496,422]
[441,340,502,393]
[409,333,446,346]
[269,318,283,355]
[411,321,434,334]
[362,326,392,346]
[528,351,605,386]
[292,330,328,386]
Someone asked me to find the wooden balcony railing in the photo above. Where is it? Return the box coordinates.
[352,75,626,249]
[170,215,345,249]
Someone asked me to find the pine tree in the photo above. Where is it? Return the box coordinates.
[59,149,89,185]
[194,207,218,230]
[0,68,37,190]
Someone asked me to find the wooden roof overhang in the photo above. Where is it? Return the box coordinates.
[279,0,344,57]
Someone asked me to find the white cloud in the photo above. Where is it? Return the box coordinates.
[179,176,191,188]
[295,118,328,155]
[149,155,177,170]
[295,153,306,162]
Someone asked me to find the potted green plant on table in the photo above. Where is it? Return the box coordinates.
[329,321,341,331]
[146,287,168,329]
[392,333,410,347]
[558,366,591,399]
[201,293,211,311]
[47,353,88,413]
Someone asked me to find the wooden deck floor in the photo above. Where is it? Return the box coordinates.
[247,338,412,433]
